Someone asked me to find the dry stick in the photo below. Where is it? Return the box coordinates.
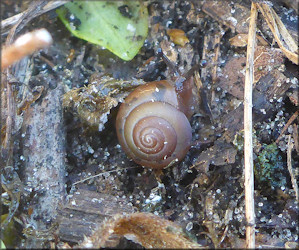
[287,135,299,202]
[1,1,67,35]
[211,33,221,84]
[211,33,221,103]
[201,35,208,81]
[275,110,299,144]
[293,124,299,153]
[244,2,257,248]
[1,14,23,168]
[72,166,138,186]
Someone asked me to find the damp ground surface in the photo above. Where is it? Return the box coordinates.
[1,0,298,248]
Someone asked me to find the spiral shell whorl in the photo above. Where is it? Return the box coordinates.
[132,116,177,156]
[117,97,192,169]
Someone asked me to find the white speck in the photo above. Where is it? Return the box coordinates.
[260,109,266,114]
[127,23,136,32]
[83,240,93,248]
[166,20,172,27]
[258,202,263,207]
[216,189,221,194]
[291,77,298,84]
[71,200,77,206]
[155,87,159,92]
[88,146,94,154]
[226,17,237,27]
[91,84,98,93]
[20,155,25,161]
[164,141,168,144]
[186,222,193,231]
[151,195,162,203]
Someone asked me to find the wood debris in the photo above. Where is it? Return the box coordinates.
[79,212,203,248]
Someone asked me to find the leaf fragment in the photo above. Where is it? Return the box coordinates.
[57,1,148,61]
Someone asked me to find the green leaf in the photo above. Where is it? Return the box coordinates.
[0,240,6,250]
[1,214,16,248]
[57,1,148,61]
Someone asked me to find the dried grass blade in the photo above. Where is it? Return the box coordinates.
[244,2,257,248]
[257,3,298,64]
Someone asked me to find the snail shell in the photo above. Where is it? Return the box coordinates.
[116,80,192,169]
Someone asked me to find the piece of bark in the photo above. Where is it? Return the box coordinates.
[57,189,135,243]
[252,70,289,121]
[229,34,268,47]
[202,1,250,34]
[218,46,285,100]
[221,71,291,140]
[193,139,237,173]
[21,81,66,248]
[287,89,298,106]
[201,30,224,84]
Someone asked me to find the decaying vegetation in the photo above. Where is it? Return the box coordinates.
[1,0,298,248]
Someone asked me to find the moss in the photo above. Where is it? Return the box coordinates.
[254,143,286,189]
[233,132,286,189]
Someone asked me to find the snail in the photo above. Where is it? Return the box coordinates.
[116,56,197,169]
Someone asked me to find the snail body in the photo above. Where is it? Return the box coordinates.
[116,77,194,169]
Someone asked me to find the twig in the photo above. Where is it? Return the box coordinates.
[211,32,222,84]
[217,225,229,247]
[1,29,52,70]
[72,166,138,186]
[1,1,67,35]
[211,32,222,103]
[244,2,257,248]
[287,135,299,202]
[293,124,299,153]
[201,35,208,81]
[275,110,299,144]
